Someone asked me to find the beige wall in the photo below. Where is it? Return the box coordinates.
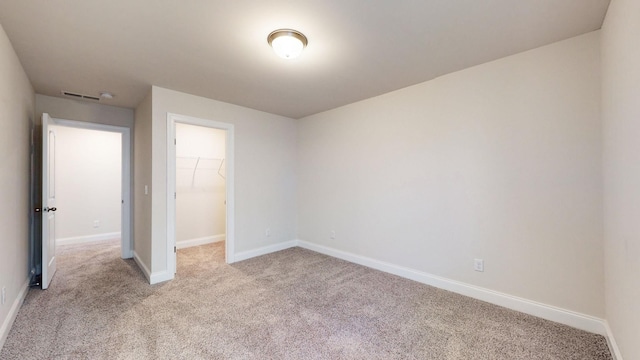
[0,23,34,348]
[134,91,153,270]
[298,32,604,317]
[51,126,121,240]
[149,86,297,275]
[601,0,640,358]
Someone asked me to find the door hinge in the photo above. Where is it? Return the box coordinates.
[174,138,176,145]
[174,192,176,199]
[174,246,177,253]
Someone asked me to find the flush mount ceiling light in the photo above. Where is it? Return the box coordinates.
[267,29,308,59]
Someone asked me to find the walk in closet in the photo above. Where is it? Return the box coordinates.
[175,123,227,250]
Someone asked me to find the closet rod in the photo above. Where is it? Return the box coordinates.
[177,156,226,185]
[191,157,201,187]
[218,159,225,180]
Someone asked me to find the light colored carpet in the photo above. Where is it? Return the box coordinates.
[1,240,612,359]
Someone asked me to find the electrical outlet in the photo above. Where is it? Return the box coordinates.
[330,230,336,239]
[93,220,100,228]
[474,259,484,272]
[1,287,6,305]
[265,228,271,237]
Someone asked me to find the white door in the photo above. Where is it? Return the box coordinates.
[42,113,57,289]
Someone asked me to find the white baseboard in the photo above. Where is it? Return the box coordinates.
[296,240,607,336]
[149,271,174,285]
[603,321,624,360]
[176,234,225,249]
[133,251,151,283]
[234,240,298,262]
[57,232,121,246]
[0,278,29,351]
[133,251,174,285]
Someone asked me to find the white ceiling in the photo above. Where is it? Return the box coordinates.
[0,0,610,119]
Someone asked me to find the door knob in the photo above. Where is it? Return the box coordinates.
[43,207,57,212]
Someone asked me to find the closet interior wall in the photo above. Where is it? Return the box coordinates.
[52,125,122,245]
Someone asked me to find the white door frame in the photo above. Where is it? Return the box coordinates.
[51,118,133,259]
[167,113,235,275]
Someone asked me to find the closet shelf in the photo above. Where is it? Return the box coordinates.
[176,156,226,185]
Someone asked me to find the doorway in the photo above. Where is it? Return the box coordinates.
[45,118,132,259]
[167,113,235,275]
[175,123,226,250]
[52,125,122,246]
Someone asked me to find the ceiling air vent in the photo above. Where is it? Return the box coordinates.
[61,91,100,101]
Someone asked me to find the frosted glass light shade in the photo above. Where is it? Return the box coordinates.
[271,36,304,59]
[267,29,308,59]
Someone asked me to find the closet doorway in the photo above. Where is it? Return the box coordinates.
[167,113,235,275]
